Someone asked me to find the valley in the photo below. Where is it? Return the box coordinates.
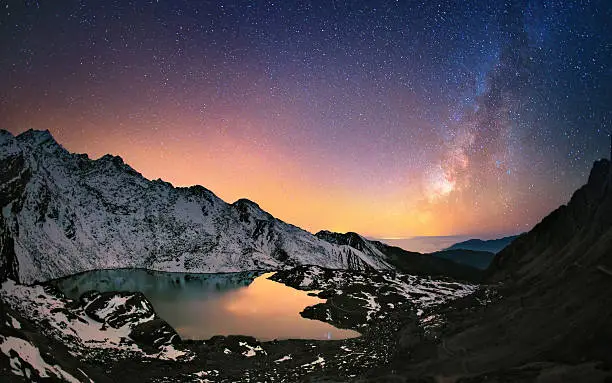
[1,130,611,382]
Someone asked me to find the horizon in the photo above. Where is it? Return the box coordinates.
[4,127,594,244]
[7,127,525,245]
[2,1,610,239]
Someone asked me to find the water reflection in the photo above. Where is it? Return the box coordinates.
[53,269,360,341]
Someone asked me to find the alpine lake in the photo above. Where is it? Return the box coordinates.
[52,269,360,341]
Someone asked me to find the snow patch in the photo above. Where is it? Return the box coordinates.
[6,314,21,329]
[354,291,381,321]
[0,335,80,383]
[274,355,292,363]
[301,355,325,370]
[239,341,266,358]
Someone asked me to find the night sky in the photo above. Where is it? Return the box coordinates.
[1,0,610,239]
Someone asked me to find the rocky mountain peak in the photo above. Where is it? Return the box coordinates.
[98,153,124,163]
[15,129,60,149]
[232,198,262,210]
[586,158,611,190]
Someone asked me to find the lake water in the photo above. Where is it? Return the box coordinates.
[52,269,360,341]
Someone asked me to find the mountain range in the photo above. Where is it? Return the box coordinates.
[430,248,496,270]
[444,235,519,254]
[0,129,397,284]
[428,235,520,269]
[1,129,493,285]
[316,230,487,279]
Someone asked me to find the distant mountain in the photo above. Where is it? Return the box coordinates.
[444,235,520,254]
[387,159,612,380]
[429,235,519,270]
[316,230,484,281]
[0,129,391,284]
[430,249,496,270]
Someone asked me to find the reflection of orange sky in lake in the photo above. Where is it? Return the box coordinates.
[52,268,358,341]
[224,272,323,316]
[158,272,360,341]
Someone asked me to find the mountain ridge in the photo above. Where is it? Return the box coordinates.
[488,158,612,284]
[315,230,485,281]
[0,129,393,283]
[443,234,519,254]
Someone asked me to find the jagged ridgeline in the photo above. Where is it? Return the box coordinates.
[0,129,394,284]
[490,158,612,284]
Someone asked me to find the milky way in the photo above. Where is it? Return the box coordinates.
[0,0,610,238]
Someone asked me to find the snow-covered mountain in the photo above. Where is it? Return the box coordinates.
[0,129,391,283]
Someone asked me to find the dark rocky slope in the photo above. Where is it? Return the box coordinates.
[431,248,496,270]
[374,159,612,382]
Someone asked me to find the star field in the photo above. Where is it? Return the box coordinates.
[1,0,610,238]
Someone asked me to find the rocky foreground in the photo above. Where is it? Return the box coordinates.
[0,266,478,382]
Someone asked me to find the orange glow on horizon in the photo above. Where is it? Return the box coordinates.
[7,120,538,239]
